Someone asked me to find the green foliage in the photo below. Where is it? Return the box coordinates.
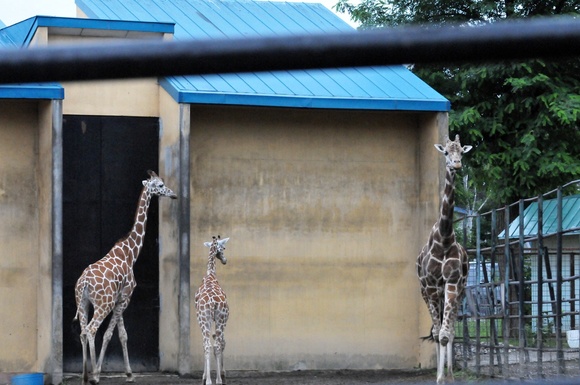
[335,0,580,205]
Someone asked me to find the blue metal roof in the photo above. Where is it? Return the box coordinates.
[501,195,580,239]
[77,0,450,111]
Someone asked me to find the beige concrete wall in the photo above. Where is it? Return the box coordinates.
[0,101,42,372]
[61,78,159,117]
[187,105,443,371]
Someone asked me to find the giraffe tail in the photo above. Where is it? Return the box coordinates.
[420,326,436,343]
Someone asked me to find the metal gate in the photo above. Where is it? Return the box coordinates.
[455,180,580,379]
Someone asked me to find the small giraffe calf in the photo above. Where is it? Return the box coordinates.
[195,235,230,385]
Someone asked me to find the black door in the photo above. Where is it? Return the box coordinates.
[63,116,160,372]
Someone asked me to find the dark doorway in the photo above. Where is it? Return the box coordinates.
[62,116,160,372]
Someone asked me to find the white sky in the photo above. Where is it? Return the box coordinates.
[0,0,357,28]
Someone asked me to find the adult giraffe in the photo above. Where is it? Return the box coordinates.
[73,170,177,385]
[417,135,472,383]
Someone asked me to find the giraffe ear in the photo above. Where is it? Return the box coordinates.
[462,145,473,153]
[218,238,230,246]
[204,242,212,248]
[142,180,148,187]
[434,144,446,153]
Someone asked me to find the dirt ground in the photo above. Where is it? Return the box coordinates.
[56,368,580,385]
[61,369,449,385]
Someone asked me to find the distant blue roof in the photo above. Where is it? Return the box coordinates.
[500,195,580,239]
[77,0,450,111]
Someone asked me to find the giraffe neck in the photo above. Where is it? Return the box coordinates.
[206,244,218,275]
[438,167,457,239]
[124,186,152,267]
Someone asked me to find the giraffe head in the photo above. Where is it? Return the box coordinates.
[434,135,472,171]
[204,235,229,265]
[142,170,177,199]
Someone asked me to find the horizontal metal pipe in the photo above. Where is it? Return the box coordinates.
[1,16,579,84]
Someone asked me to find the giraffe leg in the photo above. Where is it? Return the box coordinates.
[446,334,455,381]
[85,307,113,385]
[436,341,446,384]
[80,332,90,385]
[197,308,213,385]
[87,332,99,385]
[77,304,91,385]
[214,328,226,384]
[94,313,120,383]
[117,316,135,383]
[438,283,460,383]
[214,307,228,385]
[76,282,92,385]
[202,330,213,385]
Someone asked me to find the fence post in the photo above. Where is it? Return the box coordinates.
[503,206,510,372]
[556,187,564,374]
[475,214,481,375]
[536,195,544,377]
[518,199,527,371]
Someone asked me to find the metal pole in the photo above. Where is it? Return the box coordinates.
[518,199,526,371]
[0,17,580,84]
[490,209,499,373]
[475,214,481,375]
[504,206,510,373]
[556,187,564,374]
[51,99,64,385]
[178,103,191,376]
[537,195,544,377]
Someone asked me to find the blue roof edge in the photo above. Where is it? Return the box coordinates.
[33,16,175,33]
[160,78,450,111]
[0,84,64,100]
[1,16,174,48]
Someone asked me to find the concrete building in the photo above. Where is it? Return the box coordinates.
[0,0,450,383]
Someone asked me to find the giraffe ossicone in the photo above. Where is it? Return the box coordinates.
[195,235,230,385]
[417,135,472,383]
[73,170,176,385]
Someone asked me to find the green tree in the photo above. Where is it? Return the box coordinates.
[336,0,580,205]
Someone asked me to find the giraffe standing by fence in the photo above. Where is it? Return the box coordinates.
[417,135,472,383]
[73,170,177,385]
[195,235,230,385]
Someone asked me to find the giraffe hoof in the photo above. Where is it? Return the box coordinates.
[126,375,136,383]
